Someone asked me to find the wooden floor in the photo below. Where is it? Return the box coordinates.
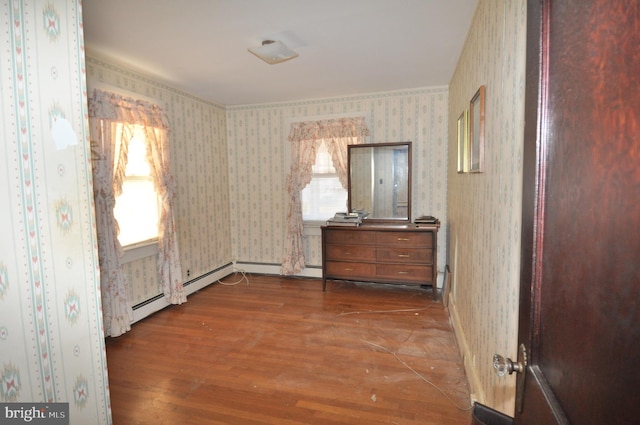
[106,274,472,425]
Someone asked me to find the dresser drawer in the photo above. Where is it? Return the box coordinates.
[326,261,376,280]
[377,231,432,247]
[325,244,376,261]
[376,264,432,283]
[324,229,375,245]
[377,247,432,264]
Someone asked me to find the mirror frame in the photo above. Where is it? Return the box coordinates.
[347,141,412,223]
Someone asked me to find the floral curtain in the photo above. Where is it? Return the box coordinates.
[88,89,185,337]
[281,117,370,275]
[144,126,185,304]
[89,118,132,337]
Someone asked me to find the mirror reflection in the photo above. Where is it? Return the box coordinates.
[348,142,411,221]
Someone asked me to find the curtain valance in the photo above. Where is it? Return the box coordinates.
[89,89,170,130]
[288,116,369,142]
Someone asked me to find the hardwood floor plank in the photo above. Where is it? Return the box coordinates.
[107,275,472,424]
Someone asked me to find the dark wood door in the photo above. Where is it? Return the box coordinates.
[516,1,640,424]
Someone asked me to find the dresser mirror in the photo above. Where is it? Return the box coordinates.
[348,141,412,222]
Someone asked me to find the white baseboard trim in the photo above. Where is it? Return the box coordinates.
[448,298,484,405]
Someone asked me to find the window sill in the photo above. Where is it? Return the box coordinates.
[121,239,159,264]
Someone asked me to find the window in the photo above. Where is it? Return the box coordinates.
[113,125,160,247]
[301,140,347,221]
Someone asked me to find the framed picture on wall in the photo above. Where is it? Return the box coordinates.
[457,110,468,173]
[469,85,486,173]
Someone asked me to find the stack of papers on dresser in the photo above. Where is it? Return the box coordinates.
[326,212,362,226]
[414,215,440,227]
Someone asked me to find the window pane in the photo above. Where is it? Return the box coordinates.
[312,146,336,174]
[301,175,347,221]
[114,179,159,246]
[125,134,150,176]
[301,141,347,221]
[113,126,159,247]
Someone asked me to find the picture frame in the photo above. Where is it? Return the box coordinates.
[457,110,468,173]
[469,85,486,172]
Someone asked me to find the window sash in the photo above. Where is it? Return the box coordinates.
[113,126,160,247]
[301,174,347,221]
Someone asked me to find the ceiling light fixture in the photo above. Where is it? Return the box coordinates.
[248,40,298,64]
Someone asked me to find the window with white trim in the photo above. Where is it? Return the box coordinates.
[113,125,160,247]
[301,140,348,221]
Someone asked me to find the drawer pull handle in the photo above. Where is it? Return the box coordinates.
[397,254,410,258]
[397,271,409,275]
[344,268,354,271]
[397,237,410,241]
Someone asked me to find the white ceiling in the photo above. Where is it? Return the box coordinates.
[82,0,478,106]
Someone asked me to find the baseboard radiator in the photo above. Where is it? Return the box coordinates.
[130,262,323,324]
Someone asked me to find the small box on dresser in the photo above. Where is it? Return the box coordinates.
[321,223,439,298]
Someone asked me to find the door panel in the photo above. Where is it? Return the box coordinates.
[518,1,640,424]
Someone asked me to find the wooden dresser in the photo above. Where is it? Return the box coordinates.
[321,224,439,298]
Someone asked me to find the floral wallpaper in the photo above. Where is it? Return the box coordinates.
[85,57,231,305]
[0,1,110,423]
[0,0,526,422]
[226,88,449,274]
[84,55,450,304]
[447,0,527,416]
